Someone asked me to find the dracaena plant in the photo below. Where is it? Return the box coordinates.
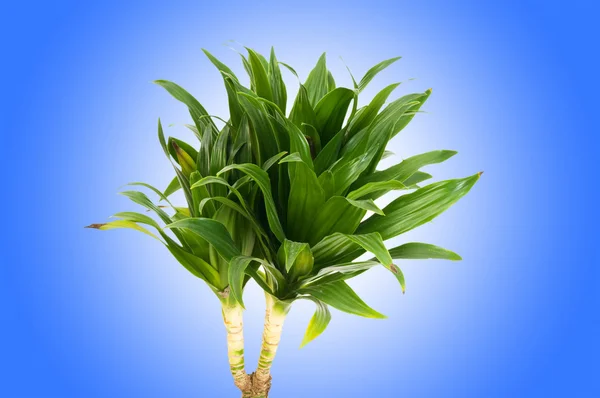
[88,46,481,397]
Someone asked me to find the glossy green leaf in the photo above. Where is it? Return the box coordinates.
[163,176,181,198]
[202,48,238,82]
[228,256,257,307]
[165,218,241,262]
[218,163,286,242]
[247,48,273,101]
[154,80,215,136]
[299,297,331,348]
[304,53,328,106]
[403,171,433,187]
[306,196,366,246]
[346,83,400,138]
[388,242,462,261]
[289,85,318,135]
[300,280,385,319]
[352,150,458,196]
[314,88,354,145]
[358,56,401,92]
[358,173,482,240]
[85,220,160,241]
[268,47,287,113]
[287,161,325,241]
[347,180,406,200]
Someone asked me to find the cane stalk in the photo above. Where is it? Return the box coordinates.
[219,288,253,396]
[250,294,291,397]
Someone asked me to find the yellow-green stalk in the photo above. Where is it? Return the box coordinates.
[251,293,292,397]
[219,288,252,396]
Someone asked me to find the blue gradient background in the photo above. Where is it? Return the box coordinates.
[1,1,598,397]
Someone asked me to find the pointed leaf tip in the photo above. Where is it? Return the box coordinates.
[85,223,104,229]
[478,171,484,177]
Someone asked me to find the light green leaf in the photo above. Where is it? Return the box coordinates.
[247,48,273,101]
[299,297,331,348]
[163,176,181,199]
[154,80,215,136]
[300,280,385,319]
[358,173,482,240]
[352,150,458,197]
[228,256,257,308]
[85,220,160,241]
[347,180,407,200]
[388,242,462,261]
[165,218,241,262]
[268,47,287,113]
[358,56,401,92]
[345,198,384,215]
[346,82,400,138]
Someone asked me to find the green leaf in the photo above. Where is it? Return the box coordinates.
[358,173,482,240]
[281,240,310,272]
[85,220,160,241]
[327,70,336,91]
[313,128,344,175]
[112,211,161,230]
[158,119,195,214]
[311,232,404,290]
[302,260,380,287]
[163,176,181,198]
[202,48,238,82]
[119,190,172,225]
[268,47,287,113]
[346,82,400,138]
[306,196,367,246]
[352,150,458,196]
[300,280,385,319]
[165,218,241,262]
[318,170,335,200]
[347,180,407,200]
[304,53,328,106]
[247,48,273,101]
[167,137,199,164]
[126,182,176,208]
[289,85,317,130]
[314,88,355,145]
[237,92,280,165]
[228,256,257,308]
[286,161,325,241]
[161,233,221,287]
[154,80,215,137]
[345,198,384,215]
[403,171,432,187]
[218,163,286,242]
[299,297,331,348]
[358,56,401,92]
[388,242,462,261]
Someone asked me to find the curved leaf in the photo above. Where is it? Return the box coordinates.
[358,56,401,92]
[218,163,286,242]
[314,87,355,145]
[388,242,462,261]
[358,173,481,240]
[299,280,385,319]
[165,218,241,262]
[299,297,331,348]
